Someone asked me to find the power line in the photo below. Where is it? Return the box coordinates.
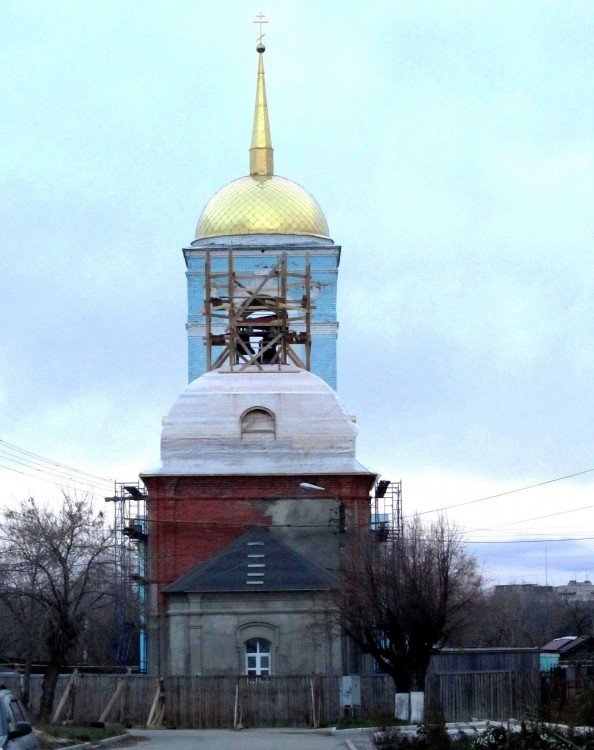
[0,438,116,500]
[466,535,594,545]
[0,439,115,486]
[3,438,593,549]
[473,503,594,532]
[2,492,592,549]
[0,451,113,491]
[104,515,594,546]
[416,467,594,516]
[0,461,109,500]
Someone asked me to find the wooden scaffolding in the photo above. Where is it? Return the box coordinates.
[203,250,312,372]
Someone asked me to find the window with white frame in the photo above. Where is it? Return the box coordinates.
[245,637,271,676]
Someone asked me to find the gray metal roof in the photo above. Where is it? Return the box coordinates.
[541,636,593,653]
[162,526,340,594]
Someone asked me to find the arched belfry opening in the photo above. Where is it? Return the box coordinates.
[204,250,312,372]
[241,407,276,439]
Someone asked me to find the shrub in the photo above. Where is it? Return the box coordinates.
[558,689,594,727]
[375,713,451,750]
[374,723,594,750]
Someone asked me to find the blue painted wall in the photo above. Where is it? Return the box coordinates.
[184,241,340,390]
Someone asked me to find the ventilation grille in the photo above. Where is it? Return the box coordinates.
[246,541,265,585]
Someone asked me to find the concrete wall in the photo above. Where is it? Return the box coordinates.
[164,591,342,676]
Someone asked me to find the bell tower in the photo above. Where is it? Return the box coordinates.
[141,27,377,678]
[183,39,340,389]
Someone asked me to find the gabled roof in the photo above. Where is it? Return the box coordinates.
[541,636,592,653]
[162,526,340,594]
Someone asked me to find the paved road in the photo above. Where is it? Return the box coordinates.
[124,727,353,750]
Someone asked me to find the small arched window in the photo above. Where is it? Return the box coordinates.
[241,408,275,439]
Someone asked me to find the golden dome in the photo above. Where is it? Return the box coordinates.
[195,174,330,239]
[194,42,330,241]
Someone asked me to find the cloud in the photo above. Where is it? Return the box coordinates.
[2,1,594,588]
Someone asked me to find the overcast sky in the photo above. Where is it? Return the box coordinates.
[2,1,593,587]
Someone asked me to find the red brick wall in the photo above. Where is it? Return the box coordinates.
[143,473,375,610]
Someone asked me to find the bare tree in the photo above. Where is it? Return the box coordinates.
[470,585,560,647]
[0,494,114,721]
[559,598,594,636]
[339,515,482,691]
[0,552,48,708]
[467,585,594,649]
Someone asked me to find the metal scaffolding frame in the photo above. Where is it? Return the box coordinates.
[105,481,148,672]
[203,250,312,372]
[371,479,403,542]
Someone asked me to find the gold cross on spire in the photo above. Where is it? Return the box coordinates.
[254,12,268,47]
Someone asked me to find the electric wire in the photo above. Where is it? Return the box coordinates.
[466,535,594,545]
[114,515,594,546]
[3,477,591,546]
[415,467,594,517]
[0,438,117,500]
[0,452,113,492]
[0,461,110,499]
[3,440,594,547]
[465,505,594,539]
[0,439,114,484]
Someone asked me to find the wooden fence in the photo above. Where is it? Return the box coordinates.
[1,673,394,728]
[0,655,544,727]
[425,649,541,722]
[425,669,540,722]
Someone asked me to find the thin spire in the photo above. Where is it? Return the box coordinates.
[250,17,274,177]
